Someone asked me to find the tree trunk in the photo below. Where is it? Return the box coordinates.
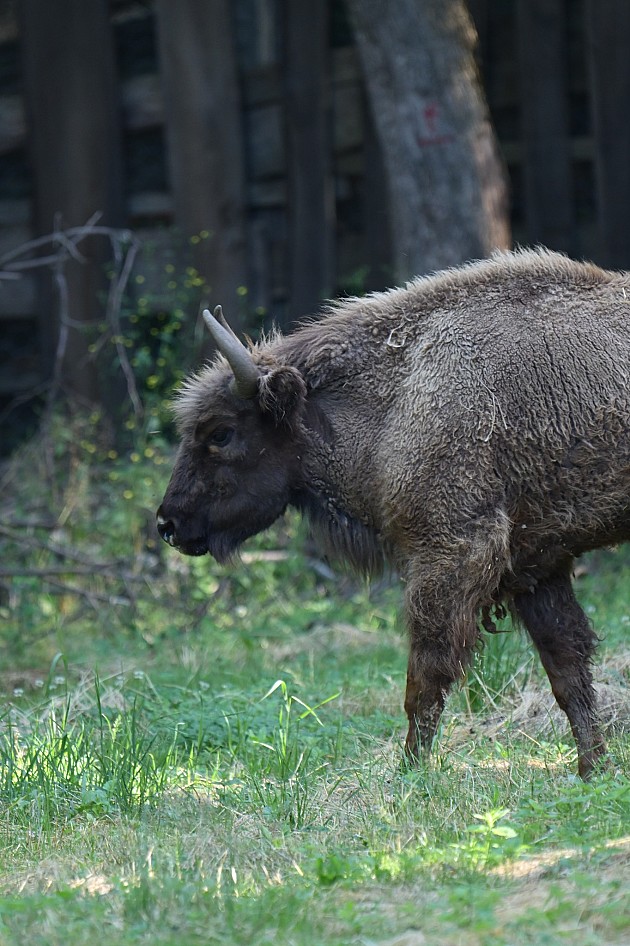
[19,0,125,405]
[284,0,335,319]
[155,0,248,332]
[346,0,510,281]
[585,0,630,269]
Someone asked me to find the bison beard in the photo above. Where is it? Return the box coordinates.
[158,251,630,780]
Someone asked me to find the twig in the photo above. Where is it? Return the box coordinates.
[0,567,145,580]
[40,577,131,608]
[0,519,58,530]
[0,524,125,568]
[0,216,144,431]
[0,216,132,273]
[105,231,143,418]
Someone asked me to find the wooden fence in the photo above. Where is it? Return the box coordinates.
[0,0,628,402]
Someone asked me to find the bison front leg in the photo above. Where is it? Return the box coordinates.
[403,626,477,762]
[514,569,606,780]
[402,513,511,763]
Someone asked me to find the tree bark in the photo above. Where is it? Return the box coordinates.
[155,0,248,332]
[585,0,630,269]
[284,0,335,319]
[19,0,125,405]
[347,0,510,281]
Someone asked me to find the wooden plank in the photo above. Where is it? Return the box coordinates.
[154,0,248,331]
[241,48,360,109]
[242,64,281,108]
[128,191,173,219]
[0,199,30,226]
[585,0,630,267]
[0,356,43,394]
[284,0,334,319]
[246,103,284,178]
[0,274,36,317]
[499,136,593,165]
[0,223,37,315]
[333,82,363,152]
[0,95,24,155]
[233,0,280,70]
[332,46,360,85]
[516,0,575,253]
[248,180,286,208]
[19,0,126,402]
[121,74,163,130]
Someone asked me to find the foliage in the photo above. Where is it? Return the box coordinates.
[120,236,209,430]
[109,230,260,439]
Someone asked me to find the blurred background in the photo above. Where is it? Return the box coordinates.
[0,0,629,448]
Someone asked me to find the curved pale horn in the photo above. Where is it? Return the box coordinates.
[202,306,260,398]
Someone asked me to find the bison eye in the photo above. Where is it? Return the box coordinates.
[208,426,234,448]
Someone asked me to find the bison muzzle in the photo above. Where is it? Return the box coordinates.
[157,249,630,779]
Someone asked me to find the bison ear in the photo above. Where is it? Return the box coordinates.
[257,366,306,428]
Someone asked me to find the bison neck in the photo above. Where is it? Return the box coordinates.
[292,401,388,576]
[293,483,387,577]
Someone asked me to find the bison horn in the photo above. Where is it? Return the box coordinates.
[202,306,260,399]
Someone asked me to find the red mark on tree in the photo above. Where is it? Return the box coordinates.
[424,102,439,136]
[416,101,455,147]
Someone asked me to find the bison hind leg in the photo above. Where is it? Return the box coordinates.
[513,568,606,779]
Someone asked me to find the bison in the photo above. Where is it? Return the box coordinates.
[157,248,630,779]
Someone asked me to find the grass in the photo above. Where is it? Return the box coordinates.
[0,424,629,945]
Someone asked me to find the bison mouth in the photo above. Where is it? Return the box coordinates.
[157,502,290,564]
[156,514,209,557]
[172,538,210,557]
[159,525,245,564]
[175,531,250,564]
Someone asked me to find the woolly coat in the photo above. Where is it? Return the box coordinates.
[173,248,630,604]
[160,247,630,778]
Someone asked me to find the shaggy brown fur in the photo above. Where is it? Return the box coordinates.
[158,248,630,779]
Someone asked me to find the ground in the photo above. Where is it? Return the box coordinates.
[0,427,628,945]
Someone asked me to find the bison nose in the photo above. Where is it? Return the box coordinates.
[156,510,176,546]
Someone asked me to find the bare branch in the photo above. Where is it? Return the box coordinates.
[105,231,144,418]
[0,567,145,579]
[0,217,145,427]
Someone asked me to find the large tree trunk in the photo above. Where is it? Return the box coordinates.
[585,0,630,269]
[284,0,335,319]
[155,0,248,332]
[19,0,125,405]
[347,0,510,281]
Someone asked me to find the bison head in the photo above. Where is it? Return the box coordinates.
[156,307,306,562]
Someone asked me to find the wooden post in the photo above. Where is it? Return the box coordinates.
[155,0,248,331]
[284,0,335,320]
[19,0,124,404]
[585,0,630,268]
[516,0,575,254]
[362,88,392,291]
